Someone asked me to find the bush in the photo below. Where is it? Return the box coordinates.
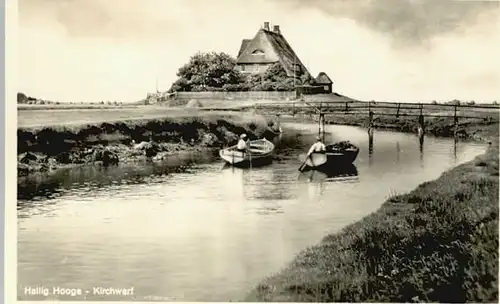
[169,53,300,92]
[17,92,28,104]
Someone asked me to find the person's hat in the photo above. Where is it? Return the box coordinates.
[240,134,247,139]
[316,136,321,141]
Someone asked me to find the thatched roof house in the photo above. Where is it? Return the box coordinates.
[315,72,333,93]
[315,72,333,85]
[235,22,310,78]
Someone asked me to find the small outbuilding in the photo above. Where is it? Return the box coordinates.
[315,72,333,94]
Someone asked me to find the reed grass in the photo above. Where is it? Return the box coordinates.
[246,123,499,302]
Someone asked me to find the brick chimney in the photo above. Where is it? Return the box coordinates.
[273,25,280,34]
[264,22,270,31]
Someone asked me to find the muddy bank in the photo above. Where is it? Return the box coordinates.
[17,113,282,177]
[246,123,499,302]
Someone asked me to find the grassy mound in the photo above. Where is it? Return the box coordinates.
[246,124,499,302]
[185,99,204,108]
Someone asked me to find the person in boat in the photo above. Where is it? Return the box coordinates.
[307,136,326,157]
[236,134,248,153]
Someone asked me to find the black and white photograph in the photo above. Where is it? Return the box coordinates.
[9,0,500,302]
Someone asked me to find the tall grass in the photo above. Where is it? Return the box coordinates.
[246,123,499,302]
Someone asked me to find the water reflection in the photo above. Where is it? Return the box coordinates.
[454,137,458,161]
[297,163,359,183]
[221,165,294,202]
[219,165,288,215]
[297,164,359,202]
[18,151,218,206]
[396,142,401,164]
[368,131,374,166]
[419,136,424,167]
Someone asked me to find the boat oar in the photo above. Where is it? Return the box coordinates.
[298,153,314,172]
[248,146,252,169]
[298,158,308,172]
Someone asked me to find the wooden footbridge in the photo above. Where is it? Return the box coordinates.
[201,97,499,140]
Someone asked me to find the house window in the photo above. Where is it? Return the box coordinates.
[252,49,265,55]
[324,85,329,91]
[241,65,246,71]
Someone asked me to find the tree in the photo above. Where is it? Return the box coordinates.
[168,52,244,92]
[447,99,461,105]
[243,63,296,91]
[17,92,28,104]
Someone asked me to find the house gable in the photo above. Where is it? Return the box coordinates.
[264,30,310,78]
[236,29,281,64]
[237,39,252,57]
[236,24,310,78]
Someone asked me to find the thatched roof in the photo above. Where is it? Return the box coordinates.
[315,72,333,84]
[237,39,252,57]
[236,28,310,78]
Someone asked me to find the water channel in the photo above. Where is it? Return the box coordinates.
[17,123,486,301]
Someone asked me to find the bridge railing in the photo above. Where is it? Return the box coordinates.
[250,100,500,120]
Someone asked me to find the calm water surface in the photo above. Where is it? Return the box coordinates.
[17,124,486,301]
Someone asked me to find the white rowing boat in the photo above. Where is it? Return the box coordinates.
[219,138,275,168]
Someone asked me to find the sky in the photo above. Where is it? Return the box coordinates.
[18,0,500,103]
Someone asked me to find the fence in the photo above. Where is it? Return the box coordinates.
[295,85,329,95]
[172,91,297,101]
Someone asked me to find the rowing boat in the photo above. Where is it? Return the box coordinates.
[299,141,359,170]
[219,138,275,168]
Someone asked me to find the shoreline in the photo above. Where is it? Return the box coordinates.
[245,121,499,302]
[17,111,281,177]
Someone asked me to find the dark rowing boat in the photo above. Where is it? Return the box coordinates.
[299,141,359,171]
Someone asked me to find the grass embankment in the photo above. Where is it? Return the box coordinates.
[330,113,496,139]
[246,123,499,303]
[17,110,277,177]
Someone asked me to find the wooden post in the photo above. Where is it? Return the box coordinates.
[318,113,322,139]
[292,102,295,117]
[453,105,458,138]
[321,113,326,142]
[276,114,281,133]
[418,113,425,144]
[368,128,374,166]
[396,103,400,118]
[453,136,458,161]
[368,110,374,136]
